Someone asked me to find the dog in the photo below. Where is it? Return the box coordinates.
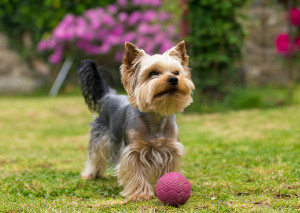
[77,41,195,200]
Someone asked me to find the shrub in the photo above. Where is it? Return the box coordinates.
[187,0,247,97]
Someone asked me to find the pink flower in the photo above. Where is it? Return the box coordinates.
[53,15,76,41]
[136,36,147,48]
[85,8,104,28]
[85,8,104,19]
[75,17,88,38]
[143,41,155,54]
[76,17,87,28]
[99,43,111,53]
[102,14,115,26]
[290,8,300,26]
[77,40,89,50]
[107,4,118,14]
[37,40,48,52]
[275,33,290,55]
[53,20,72,41]
[90,17,101,29]
[77,41,102,54]
[106,35,120,45]
[118,12,128,22]
[158,12,169,21]
[138,22,149,34]
[143,10,156,21]
[128,11,142,26]
[112,24,123,36]
[47,38,57,49]
[160,39,173,53]
[85,45,101,54]
[138,23,160,35]
[117,0,127,6]
[77,27,94,41]
[148,24,161,34]
[137,0,161,6]
[122,32,136,42]
[95,29,108,40]
[149,0,161,7]
[62,14,75,25]
[49,47,63,64]
[53,26,65,39]
[154,33,164,43]
[132,0,141,6]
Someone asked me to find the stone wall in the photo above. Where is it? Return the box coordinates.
[242,2,291,86]
[0,33,49,94]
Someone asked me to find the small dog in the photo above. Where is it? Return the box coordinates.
[77,41,195,200]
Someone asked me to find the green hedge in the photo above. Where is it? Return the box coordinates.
[187,0,247,97]
[0,0,114,58]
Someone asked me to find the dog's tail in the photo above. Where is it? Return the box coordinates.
[77,60,110,113]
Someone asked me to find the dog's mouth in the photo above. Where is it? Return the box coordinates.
[154,88,177,99]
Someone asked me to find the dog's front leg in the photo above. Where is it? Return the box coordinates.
[117,144,155,201]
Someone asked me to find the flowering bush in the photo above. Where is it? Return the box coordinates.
[37,0,177,64]
[0,0,114,61]
[275,7,300,55]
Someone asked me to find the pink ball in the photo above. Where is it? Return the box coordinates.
[156,172,191,206]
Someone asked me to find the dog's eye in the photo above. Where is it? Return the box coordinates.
[173,71,179,75]
[149,71,159,78]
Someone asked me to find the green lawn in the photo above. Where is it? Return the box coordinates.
[0,96,299,212]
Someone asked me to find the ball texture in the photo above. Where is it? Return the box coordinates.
[156,172,191,206]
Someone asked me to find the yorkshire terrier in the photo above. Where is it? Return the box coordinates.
[77,41,195,200]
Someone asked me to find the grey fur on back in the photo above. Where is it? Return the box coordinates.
[90,92,177,168]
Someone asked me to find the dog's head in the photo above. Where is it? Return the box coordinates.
[120,41,195,116]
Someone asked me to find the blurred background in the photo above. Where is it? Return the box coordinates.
[0,0,299,113]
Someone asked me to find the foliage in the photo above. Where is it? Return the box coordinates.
[186,86,293,113]
[187,0,247,96]
[0,97,299,211]
[0,0,114,59]
[38,0,177,65]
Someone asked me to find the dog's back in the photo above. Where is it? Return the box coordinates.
[77,60,132,168]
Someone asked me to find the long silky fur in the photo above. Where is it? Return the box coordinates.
[79,41,194,200]
[77,60,109,112]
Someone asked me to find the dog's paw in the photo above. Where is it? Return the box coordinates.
[81,172,97,180]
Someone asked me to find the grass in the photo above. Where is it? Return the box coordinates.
[187,86,299,113]
[0,96,299,212]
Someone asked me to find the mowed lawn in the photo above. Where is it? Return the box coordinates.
[0,96,299,212]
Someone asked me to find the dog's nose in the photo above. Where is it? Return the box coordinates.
[167,77,178,86]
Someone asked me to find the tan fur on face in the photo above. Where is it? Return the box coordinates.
[120,41,195,116]
[116,130,184,200]
[135,57,194,116]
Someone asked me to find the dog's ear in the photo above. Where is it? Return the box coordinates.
[123,42,145,68]
[121,42,145,108]
[168,41,189,67]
